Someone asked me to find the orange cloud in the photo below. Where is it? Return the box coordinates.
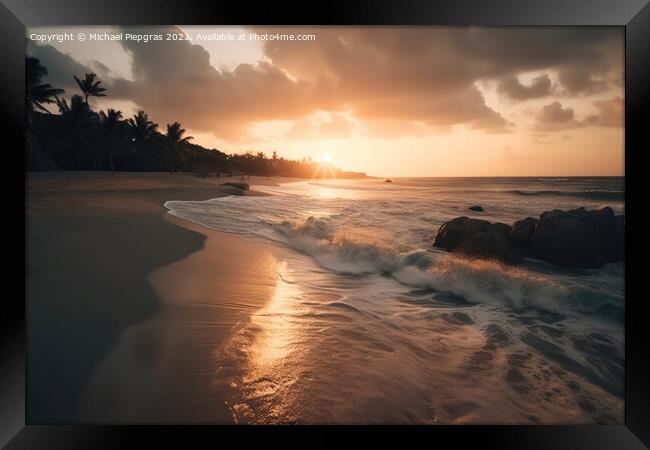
[32,26,623,143]
[584,97,624,127]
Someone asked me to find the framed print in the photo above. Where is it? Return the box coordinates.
[1,0,649,447]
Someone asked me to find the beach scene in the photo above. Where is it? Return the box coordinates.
[26,26,624,424]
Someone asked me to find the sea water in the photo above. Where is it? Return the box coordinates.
[164,177,624,424]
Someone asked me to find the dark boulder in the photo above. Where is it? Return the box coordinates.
[468,205,484,212]
[220,182,250,191]
[433,207,624,269]
[509,217,538,247]
[433,217,516,262]
[529,207,623,267]
[529,217,607,268]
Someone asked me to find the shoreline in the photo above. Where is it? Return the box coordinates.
[27,171,284,422]
[82,216,281,423]
[26,171,624,424]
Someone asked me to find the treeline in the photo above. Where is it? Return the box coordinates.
[25,57,367,178]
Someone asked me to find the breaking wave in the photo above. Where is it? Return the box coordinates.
[165,177,624,424]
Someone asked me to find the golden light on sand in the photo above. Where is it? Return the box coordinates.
[248,260,299,365]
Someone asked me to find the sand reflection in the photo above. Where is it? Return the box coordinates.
[248,261,301,366]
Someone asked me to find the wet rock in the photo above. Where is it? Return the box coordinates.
[468,205,484,212]
[433,217,516,263]
[220,182,250,191]
[509,217,538,247]
[529,207,623,268]
[433,206,623,269]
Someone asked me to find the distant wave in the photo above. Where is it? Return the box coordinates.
[508,189,624,201]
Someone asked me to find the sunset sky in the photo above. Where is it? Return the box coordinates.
[27,26,624,177]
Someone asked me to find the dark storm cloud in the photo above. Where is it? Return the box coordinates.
[257,27,620,97]
[583,97,624,127]
[534,96,623,132]
[26,41,95,92]
[107,25,336,139]
[35,26,622,140]
[498,74,553,100]
[539,101,576,123]
[534,101,582,131]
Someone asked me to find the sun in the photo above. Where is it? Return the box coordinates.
[312,152,337,178]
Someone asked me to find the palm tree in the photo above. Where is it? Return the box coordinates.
[26,57,65,115]
[99,108,123,173]
[56,94,100,168]
[25,57,64,168]
[165,122,193,175]
[73,73,107,106]
[127,111,158,145]
[56,94,90,120]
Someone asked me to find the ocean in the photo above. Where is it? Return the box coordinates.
[164,176,624,424]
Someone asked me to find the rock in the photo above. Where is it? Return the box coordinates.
[468,205,484,212]
[433,217,516,262]
[433,207,624,269]
[220,182,250,191]
[510,217,538,247]
[529,216,607,268]
[529,207,623,266]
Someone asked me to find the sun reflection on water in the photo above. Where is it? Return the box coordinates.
[248,261,301,366]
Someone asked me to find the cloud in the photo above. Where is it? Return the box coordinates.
[557,65,608,95]
[26,41,95,92]
[362,119,433,139]
[534,101,583,131]
[498,74,553,100]
[583,97,623,127]
[286,113,355,140]
[534,96,623,132]
[34,26,622,142]
[88,60,113,79]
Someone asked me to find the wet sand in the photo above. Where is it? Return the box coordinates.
[27,171,282,423]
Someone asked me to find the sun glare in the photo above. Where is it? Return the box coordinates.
[312,152,337,178]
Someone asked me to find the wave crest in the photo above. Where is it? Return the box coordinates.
[272,216,620,318]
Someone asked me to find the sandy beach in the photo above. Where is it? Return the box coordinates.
[22,25,625,427]
[27,171,284,423]
[27,172,625,424]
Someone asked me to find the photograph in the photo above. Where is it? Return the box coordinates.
[25,25,625,425]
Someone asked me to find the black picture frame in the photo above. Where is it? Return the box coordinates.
[2,0,648,447]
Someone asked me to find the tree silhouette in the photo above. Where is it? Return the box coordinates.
[74,73,107,106]
[127,111,158,145]
[25,57,65,168]
[56,95,92,123]
[56,94,99,168]
[165,122,193,174]
[26,57,65,115]
[99,108,123,173]
[26,65,361,177]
